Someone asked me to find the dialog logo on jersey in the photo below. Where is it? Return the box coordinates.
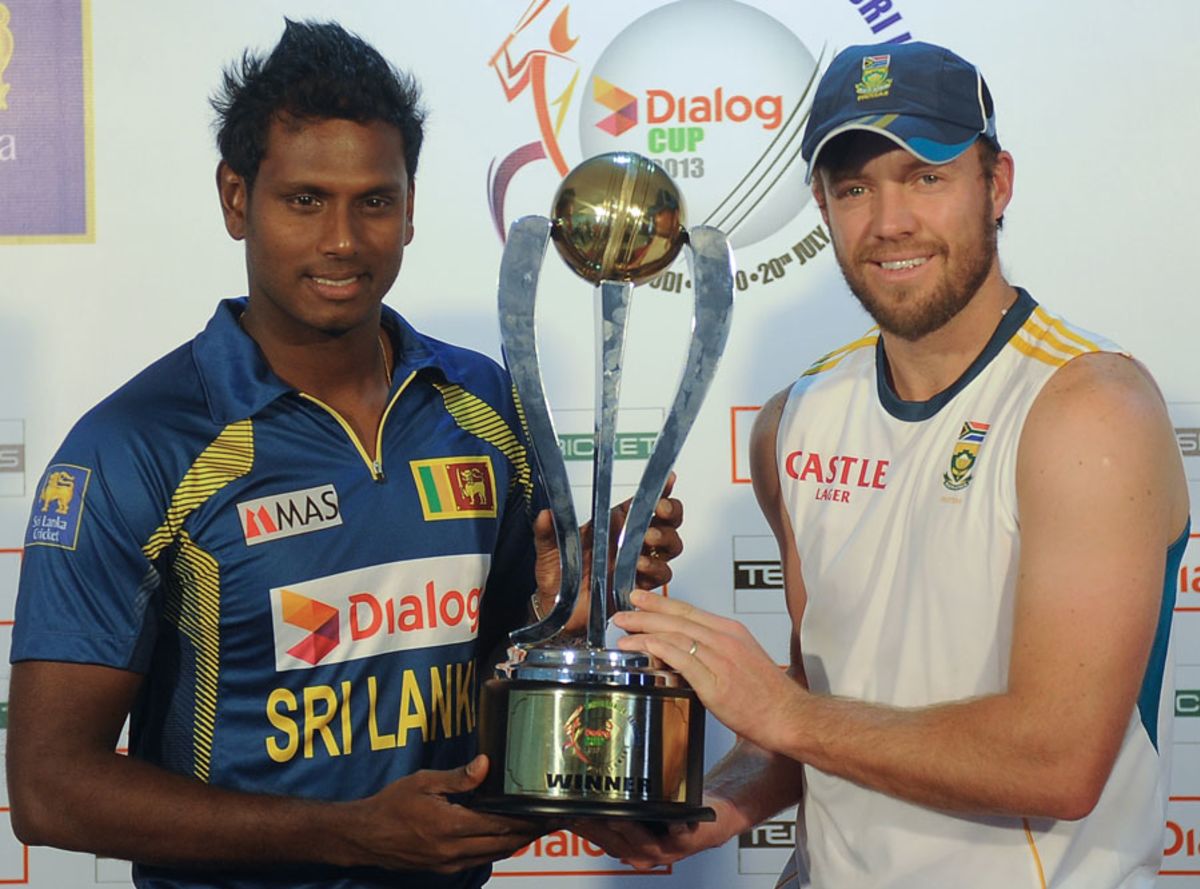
[269,554,490,671]
[237,484,342,545]
[25,463,91,550]
[942,421,991,492]
[279,589,340,666]
[411,456,497,521]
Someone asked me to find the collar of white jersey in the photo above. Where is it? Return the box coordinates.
[876,287,1036,422]
[192,298,472,425]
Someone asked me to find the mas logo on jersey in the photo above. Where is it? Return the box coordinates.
[25,463,91,550]
[269,554,490,671]
[942,421,991,492]
[237,484,342,545]
[410,456,497,521]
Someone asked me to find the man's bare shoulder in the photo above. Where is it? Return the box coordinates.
[1020,350,1189,535]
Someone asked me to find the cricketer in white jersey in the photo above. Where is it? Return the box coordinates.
[773,291,1186,887]
[580,40,1190,889]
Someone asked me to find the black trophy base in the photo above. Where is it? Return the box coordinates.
[476,670,710,825]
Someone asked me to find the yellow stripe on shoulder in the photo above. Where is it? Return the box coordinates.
[1033,306,1101,352]
[801,331,879,378]
[433,381,533,504]
[1014,310,1102,368]
[143,419,254,559]
[1010,330,1075,368]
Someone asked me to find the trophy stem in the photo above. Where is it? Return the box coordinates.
[588,279,634,649]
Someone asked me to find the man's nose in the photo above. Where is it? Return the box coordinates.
[870,185,917,240]
[320,204,358,257]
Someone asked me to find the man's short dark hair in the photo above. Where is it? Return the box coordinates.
[211,19,426,187]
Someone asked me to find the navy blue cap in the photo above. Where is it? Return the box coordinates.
[802,42,998,182]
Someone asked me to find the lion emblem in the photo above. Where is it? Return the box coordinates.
[456,466,489,506]
[38,470,76,514]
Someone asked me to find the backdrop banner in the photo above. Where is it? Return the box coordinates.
[1,1,1197,886]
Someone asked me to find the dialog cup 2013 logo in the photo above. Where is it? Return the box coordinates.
[488,0,820,250]
[270,554,490,671]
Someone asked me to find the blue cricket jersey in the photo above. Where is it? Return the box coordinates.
[15,299,540,888]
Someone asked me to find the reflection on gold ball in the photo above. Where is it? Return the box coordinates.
[550,152,686,285]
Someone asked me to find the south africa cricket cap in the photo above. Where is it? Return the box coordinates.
[801,41,999,182]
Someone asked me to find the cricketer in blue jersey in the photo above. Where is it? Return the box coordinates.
[6,20,682,889]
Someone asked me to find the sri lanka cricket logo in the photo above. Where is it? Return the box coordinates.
[562,699,625,768]
[855,54,892,101]
[942,421,990,491]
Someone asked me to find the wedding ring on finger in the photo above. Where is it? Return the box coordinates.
[687,639,699,657]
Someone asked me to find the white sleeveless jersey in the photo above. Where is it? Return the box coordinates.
[776,290,1184,889]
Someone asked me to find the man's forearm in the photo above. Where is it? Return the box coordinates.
[769,690,1115,821]
[704,736,807,837]
[12,748,360,869]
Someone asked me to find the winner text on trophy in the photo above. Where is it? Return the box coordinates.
[474,151,734,821]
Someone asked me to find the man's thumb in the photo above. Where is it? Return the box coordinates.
[450,754,490,791]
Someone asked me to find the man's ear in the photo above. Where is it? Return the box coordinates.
[812,177,830,227]
[216,161,248,241]
[404,178,415,246]
[989,150,1015,222]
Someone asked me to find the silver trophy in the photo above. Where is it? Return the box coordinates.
[474,152,733,821]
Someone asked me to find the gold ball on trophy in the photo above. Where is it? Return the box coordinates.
[550,152,687,285]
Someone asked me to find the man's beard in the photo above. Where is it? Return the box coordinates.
[834,202,998,342]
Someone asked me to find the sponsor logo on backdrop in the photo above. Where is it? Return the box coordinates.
[1178,534,1199,614]
[493,829,668,876]
[269,555,489,671]
[1178,690,1200,716]
[733,534,785,613]
[1173,403,1200,482]
[25,463,91,550]
[738,812,797,875]
[0,418,24,496]
[486,0,913,293]
[1164,798,1200,877]
[0,4,12,111]
[0,0,92,241]
[558,431,656,461]
[238,484,341,545]
[554,408,662,502]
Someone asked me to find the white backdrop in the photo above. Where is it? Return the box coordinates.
[1,0,1198,886]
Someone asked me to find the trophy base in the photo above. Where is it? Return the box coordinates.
[471,793,715,823]
[475,652,709,823]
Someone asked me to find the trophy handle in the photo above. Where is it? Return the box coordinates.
[611,225,735,610]
[499,215,583,646]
